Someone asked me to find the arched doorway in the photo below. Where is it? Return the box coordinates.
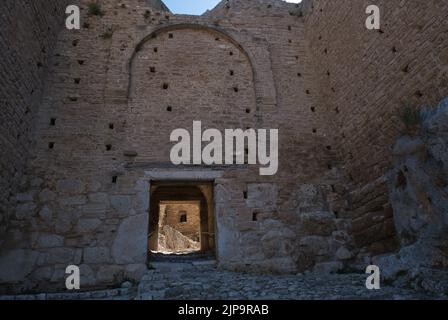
[148,181,215,259]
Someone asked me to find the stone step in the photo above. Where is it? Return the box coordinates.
[149,259,217,271]
[150,262,195,271]
[191,259,217,266]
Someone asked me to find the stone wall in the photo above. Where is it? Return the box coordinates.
[1,0,344,292]
[145,0,170,12]
[0,0,69,240]
[1,0,447,293]
[160,203,200,241]
[302,0,448,257]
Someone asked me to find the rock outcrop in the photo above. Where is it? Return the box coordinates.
[158,225,200,253]
[375,98,448,294]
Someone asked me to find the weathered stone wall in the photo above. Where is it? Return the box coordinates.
[0,0,69,240]
[303,0,448,257]
[160,203,200,241]
[1,0,447,294]
[145,0,170,12]
[2,0,346,293]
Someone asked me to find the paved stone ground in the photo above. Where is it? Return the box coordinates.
[136,261,446,300]
[2,260,447,300]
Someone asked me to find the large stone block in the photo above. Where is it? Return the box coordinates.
[300,211,336,236]
[246,183,278,210]
[110,195,132,214]
[76,218,102,233]
[83,247,111,264]
[55,217,72,234]
[335,246,352,260]
[59,196,87,206]
[15,203,37,219]
[97,265,124,284]
[291,184,327,213]
[88,193,109,204]
[299,236,329,256]
[125,264,148,281]
[16,193,34,202]
[35,234,65,248]
[39,189,56,203]
[38,205,53,221]
[81,203,107,218]
[0,250,38,283]
[56,179,85,194]
[45,248,81,265]
[261,227,296,259]
[31,266,54,282]
[112,214,148,264]
[79,264,97,287]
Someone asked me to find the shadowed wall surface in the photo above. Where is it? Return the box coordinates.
[0,0,447,293]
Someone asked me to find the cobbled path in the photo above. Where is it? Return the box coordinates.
[1,261,446,300]
[136,261,441,300]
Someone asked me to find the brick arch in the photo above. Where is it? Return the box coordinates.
[123,24,260,163]
[125,23,277,110]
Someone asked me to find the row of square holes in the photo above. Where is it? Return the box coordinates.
[72,35,304,97]
[54,24,288,177]
[165,106,251,114]
[48,119,120,184]
[160,82,241,93]
[48,126,331,182]
[72,27,313,96]
[241,190,266,222]
[55,27,322,181]
[61,91,314,137]
[163,30,295,56]
[151,36,245,112]
[60,104,324,138]
[150,66,235,77]
[47,121,115,145]
[59,69,250,151]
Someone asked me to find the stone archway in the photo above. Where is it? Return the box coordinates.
[104,23,277,111]
[148,182,215,258]
[127,24,256,100]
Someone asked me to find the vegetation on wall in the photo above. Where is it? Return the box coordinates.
[400,103,421,133]
[88,2,104,17]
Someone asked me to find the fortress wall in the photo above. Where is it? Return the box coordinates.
[4,0,445,291]
[0,0,70,237]
[303,0,448,256]
[0,0,349,292]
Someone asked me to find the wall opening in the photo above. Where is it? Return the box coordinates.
[157,200,201,254]
[148,181,215,259]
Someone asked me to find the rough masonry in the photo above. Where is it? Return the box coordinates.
[0,0,447,295]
